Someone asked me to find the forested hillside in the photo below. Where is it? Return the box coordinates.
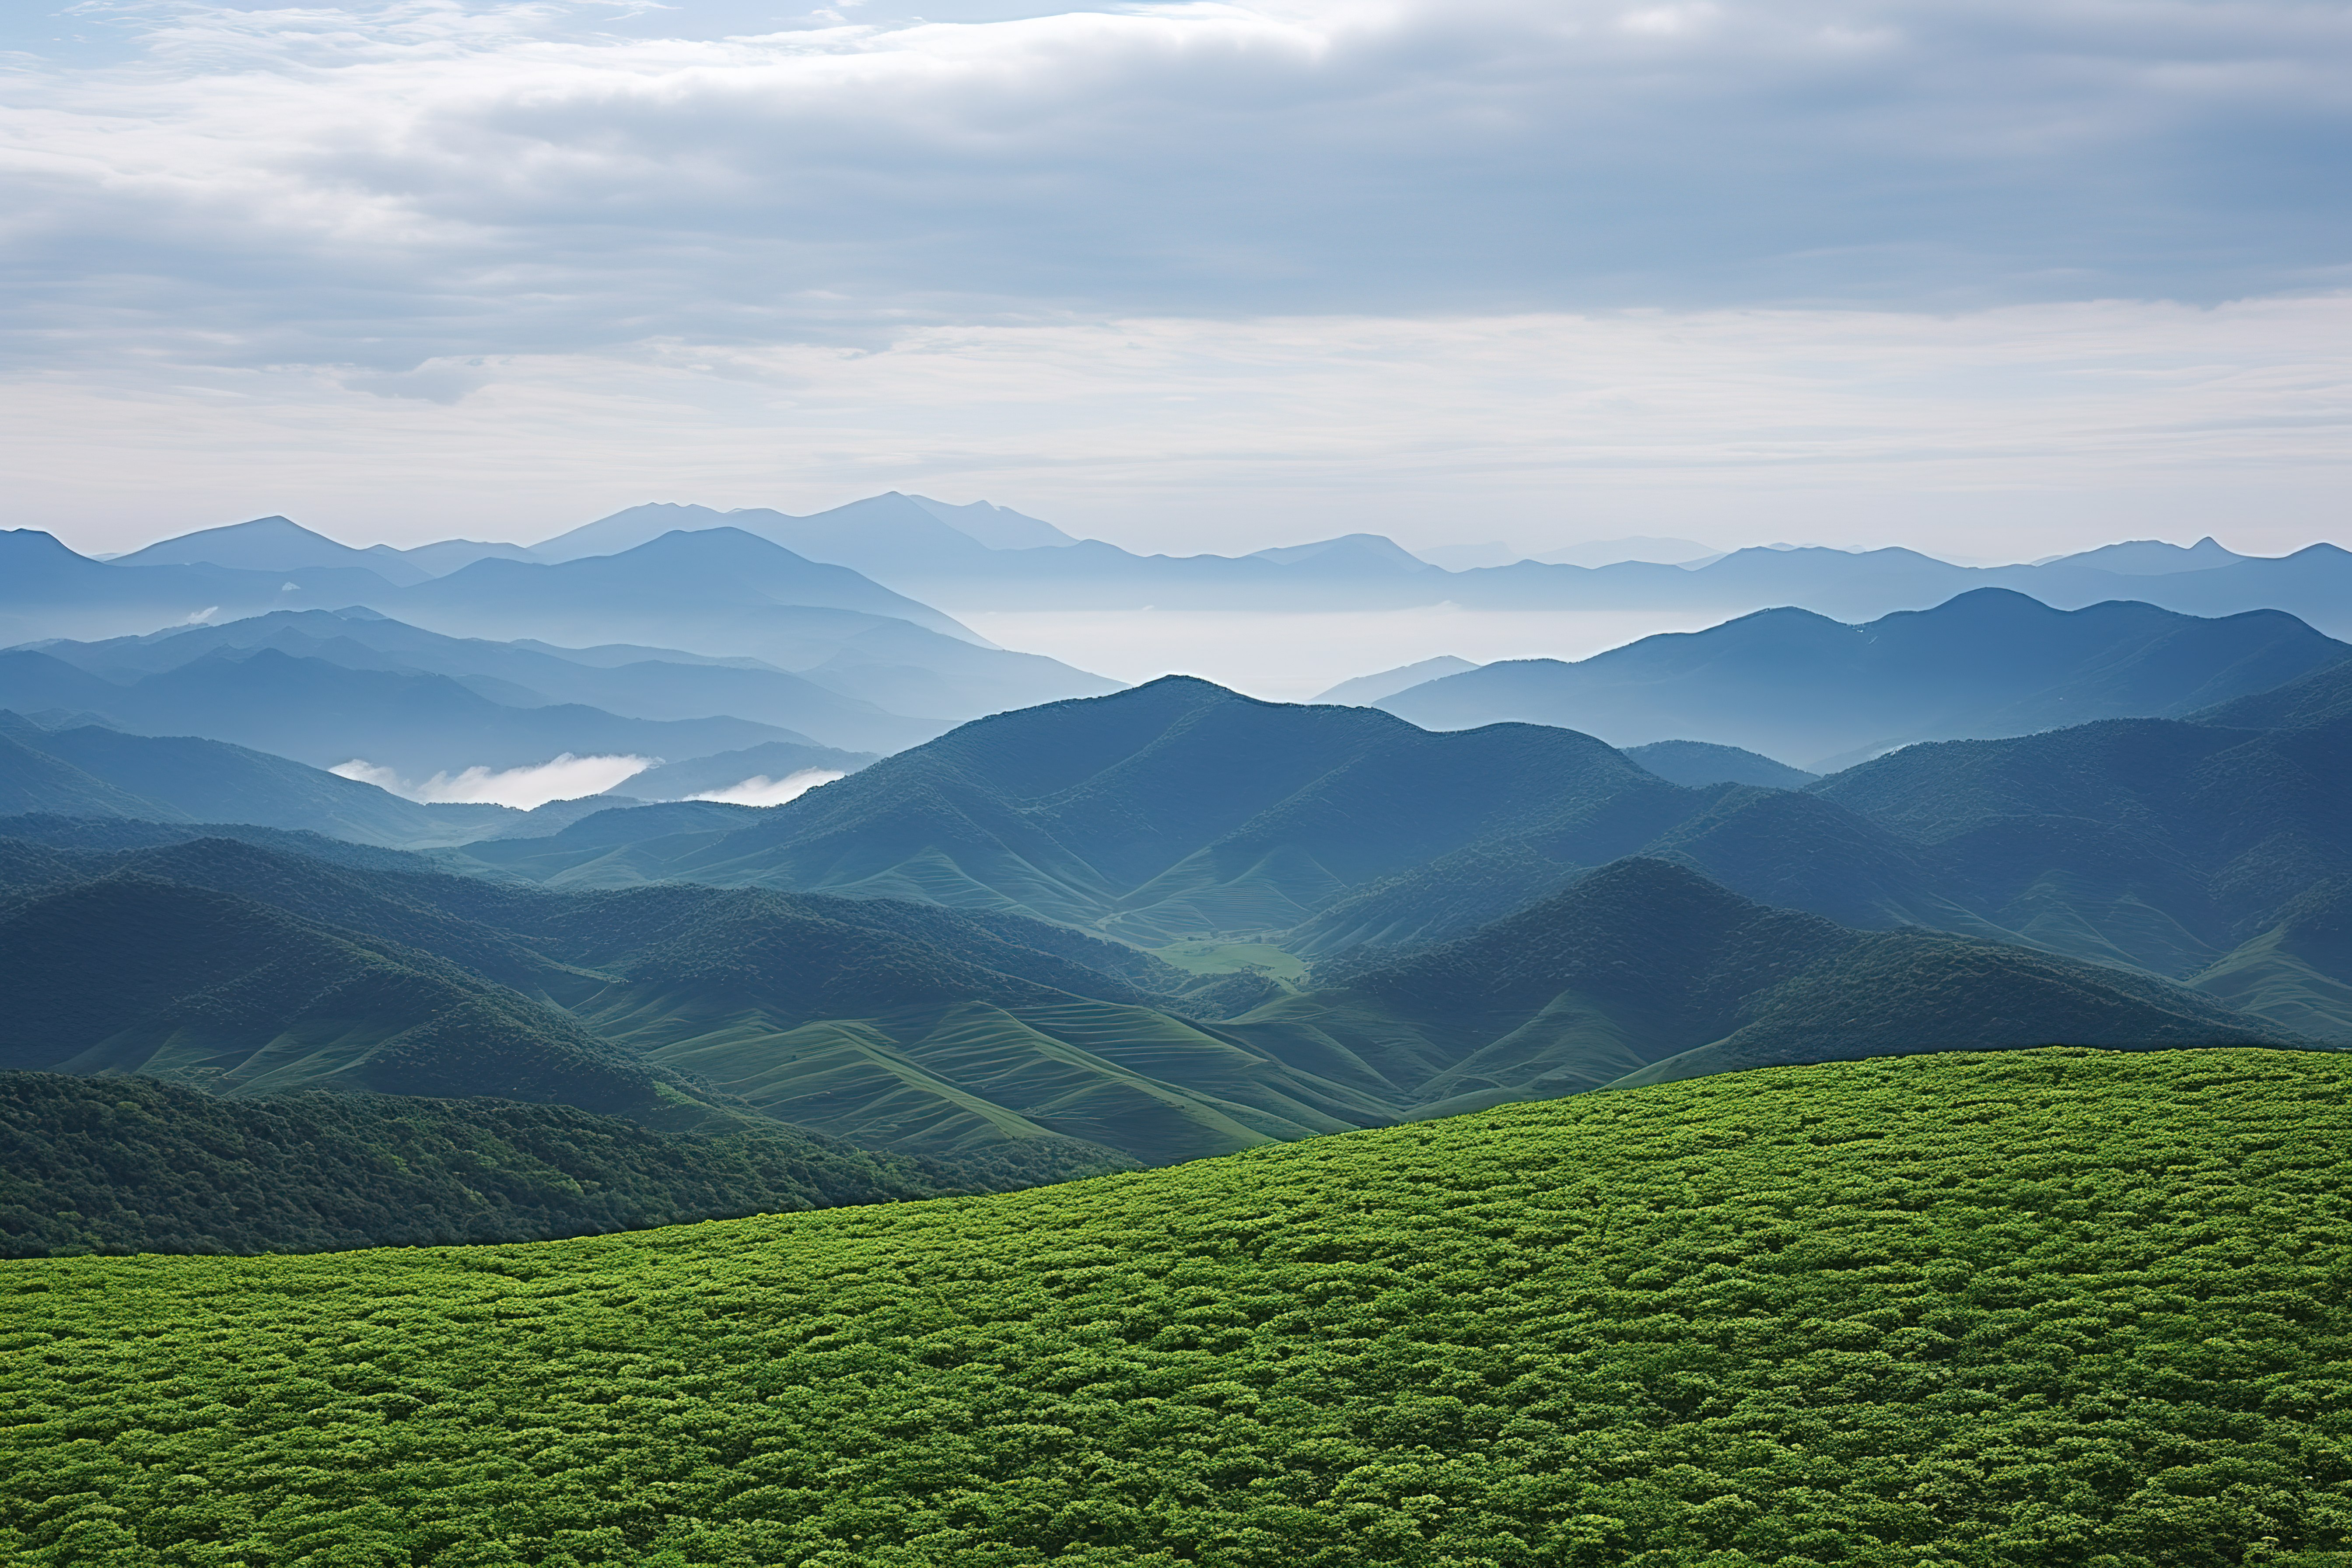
[0,1072,1129,1257]
[0,829,2296,1169]
[9,1049,2351,1564]
[430,673,2352,1047]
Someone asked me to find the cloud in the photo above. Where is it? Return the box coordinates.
[16,293,2351,561]
[685,768,846,806]
[7,1,2349,559]
[332,752,651,807]
[4,0,2349,387]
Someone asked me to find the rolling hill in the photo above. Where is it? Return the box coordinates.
[10,1048,2352,1564]
[0,825,2301,1166]
[1376,588,2351,769]
[1251,858,2295,1113]
[0,873,730,1127]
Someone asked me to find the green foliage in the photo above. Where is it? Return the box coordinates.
[7,1048,2352,1565]
[0,1072,1125,1258]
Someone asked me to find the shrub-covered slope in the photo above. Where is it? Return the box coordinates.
[9,1048,2352,1565]
[0,1071,1130,1259]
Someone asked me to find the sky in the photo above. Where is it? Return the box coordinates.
[4,0,2348,562]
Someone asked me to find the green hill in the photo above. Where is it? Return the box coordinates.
[1267,858,2296,1114]
[0,833,2306,1167]
[0,1071,1135,1259]
[437,673,2352,1050]
[0,874,732,1128]
[9,1048,2352,1565]
[455,676,1691,940]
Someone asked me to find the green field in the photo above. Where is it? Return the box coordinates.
[9,1048,2352,1565]
[1152,939,1309,980]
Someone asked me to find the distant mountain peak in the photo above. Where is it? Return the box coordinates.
[2046,537,2249,576]
[1249,534,1431,572]
[1314,655,1480,706]
[903,495,1081,550]
[109,515,429,585]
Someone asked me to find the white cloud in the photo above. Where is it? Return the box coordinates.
[5,0,2349,378]
[14,293,2349,560]
[4,0,2349,556]
[331,752,651,806]
[686,768,846,805]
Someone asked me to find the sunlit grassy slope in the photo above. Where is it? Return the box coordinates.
[1152,940,1309,980]
[10,1048,2352,1566]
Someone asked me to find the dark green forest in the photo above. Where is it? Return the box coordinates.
[0,1072,1131,1259]
[9,1048,2352,1566]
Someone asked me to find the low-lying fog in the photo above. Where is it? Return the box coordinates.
[953,606,1730,704]
[332,755,844,812]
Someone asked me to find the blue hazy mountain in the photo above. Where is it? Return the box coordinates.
[0,713,529,846]
[0,647,804,776]
[4,526,1119,728]
[529,493,1082,569]
[87,502,2352,640]
[377,528,1119,719]
[529,495,1446,608]
[1622,740,1822,790]
[508,501,2352,635]
[1375,589,2350,769]
[1312,654,1483,706]
[109,515,435,586]
[32,607,942,755]
[393,525,975,638]
[0,528,398,644]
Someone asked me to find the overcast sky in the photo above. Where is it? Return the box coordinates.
[4,0,2347,559]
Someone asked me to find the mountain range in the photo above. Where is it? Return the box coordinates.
[4,525,1119,735]
[17,607,931,762]
[51,499,2352,643]
[435,660,2352,1036]
[0,826,2302,1170]
[1370,588,2351,769]
[10,496,2352,1208]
